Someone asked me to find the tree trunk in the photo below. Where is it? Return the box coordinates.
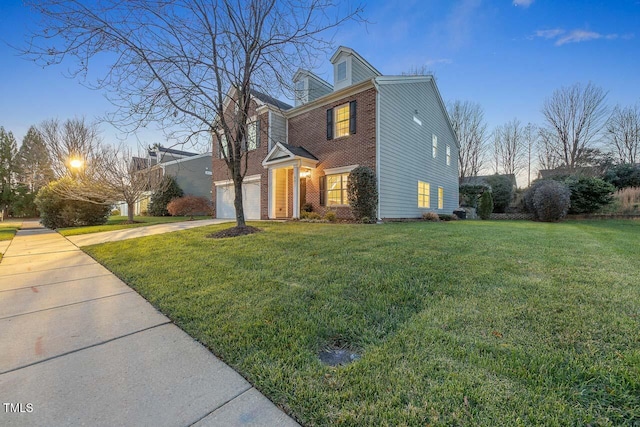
[233,175,246,227]
[127,202,135,223]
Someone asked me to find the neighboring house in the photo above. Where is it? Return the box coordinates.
[211,46,459,221]
[537,166,602,180]
[119,145,212,216]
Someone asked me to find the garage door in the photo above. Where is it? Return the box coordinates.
[216,180,261,220]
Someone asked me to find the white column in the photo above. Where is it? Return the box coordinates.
[292,164,300,219]
[267,168,274,219]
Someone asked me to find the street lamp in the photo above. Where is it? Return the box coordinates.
[69,158,84,169]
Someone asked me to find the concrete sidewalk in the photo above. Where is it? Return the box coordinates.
[0,221,299,427]
[66,218,233,247]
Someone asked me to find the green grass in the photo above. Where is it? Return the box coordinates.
[58,215,212,236]
[85,220,640,426]
[0,221,21,261]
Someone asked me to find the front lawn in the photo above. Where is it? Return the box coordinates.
[58,215,211,236]
[0,222,20,261]
[85,220,640,426]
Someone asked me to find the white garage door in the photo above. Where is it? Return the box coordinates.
[216,180,261,220]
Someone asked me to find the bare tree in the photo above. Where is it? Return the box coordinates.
[541,82,608,170]
[55,144,163,223]
[492,119,525,176]
[447,100,488,179]
[38,118,104,179]
[606,104,640,164]
[537,128,563,171]
[24,0,363,228]
[523,123,538,187]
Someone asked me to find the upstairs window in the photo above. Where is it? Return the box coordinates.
[337,61,347,82]
[246,121,259,151]
[326,101,357,140]
[446,145,451,166]
[219,134,228,159]
[432,134,438,158]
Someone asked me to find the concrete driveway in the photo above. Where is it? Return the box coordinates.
[66,218,233,247]
[0,220,299,426]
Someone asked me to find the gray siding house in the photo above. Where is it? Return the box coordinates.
[212,46,459,220]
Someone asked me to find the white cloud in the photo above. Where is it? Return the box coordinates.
[513,0,534,7]
[531,28,622,46]
[534,29,565,39]
[556,30,616,45]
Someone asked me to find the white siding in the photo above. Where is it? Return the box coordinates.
[377,79,459,218]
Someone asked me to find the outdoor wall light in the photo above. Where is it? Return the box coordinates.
[300,170,311,179]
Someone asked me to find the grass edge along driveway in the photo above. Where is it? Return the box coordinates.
[84,220,640,426]
[58,215,212,236]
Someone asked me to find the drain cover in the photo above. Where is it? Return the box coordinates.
[318,348,360,366]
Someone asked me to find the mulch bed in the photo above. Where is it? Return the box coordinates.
[206,225,262,239]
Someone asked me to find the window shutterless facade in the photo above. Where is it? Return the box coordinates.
[446,145,451,166]
[418,181,430,208]
[438,187,444,209]
[432,134,438,158]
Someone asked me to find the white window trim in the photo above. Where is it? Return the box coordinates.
[438,186,444,209]
[446,145,451,166]
[418,181,431,209]
[324,164,359,175]
[337,61,347,82]
[432,134,438,158]
[325,172,350,206]
[333,102,350,139]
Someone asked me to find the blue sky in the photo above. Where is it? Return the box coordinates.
[1,0,639,165]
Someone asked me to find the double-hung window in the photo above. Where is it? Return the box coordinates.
[219,134,228,159]
[438,187,444,209]
[326,101,357,140]
[320,173,349,206]
[418,181,430,208]
[446,145,451,166]
[246,121,259,151]
[432,135,438,158]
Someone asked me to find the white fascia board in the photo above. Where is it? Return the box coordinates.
[214,174,261,187]
[158,152,212,167]
[374,75,433,85]
[285,79,375,118]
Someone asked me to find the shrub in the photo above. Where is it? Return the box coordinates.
[523,180,549,214]
[167,195,212,219]
[439,214,458,221]
[478,191,493,220]
[613,187,640,213]
[301,203,314,213]
[603,163,640,189]
[459,183,490,208]
[564,177,615,214]
[347,166,378,221]
[149,176,184,216]
[484,175,513,213]
[422,211,440,221]
[532,180,571,222]
[111,209,121,216]
[323,210,337,222]
[35,178,110,229]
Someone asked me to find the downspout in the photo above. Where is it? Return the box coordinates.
[373,78,382,222]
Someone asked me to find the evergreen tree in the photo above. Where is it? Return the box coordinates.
[17,126,54,192]
[0,127,18,218]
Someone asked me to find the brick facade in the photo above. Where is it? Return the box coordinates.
[288,87,377,218]
[212,87,377,220]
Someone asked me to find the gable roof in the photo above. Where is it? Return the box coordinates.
[262,142,319,169]
[250,89,293,111]
[330,46,382,77]
[149,146,198,158]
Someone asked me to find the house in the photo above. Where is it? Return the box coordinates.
[537,166,602,180]
[120,145,212,216]
[211,46,459,221]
